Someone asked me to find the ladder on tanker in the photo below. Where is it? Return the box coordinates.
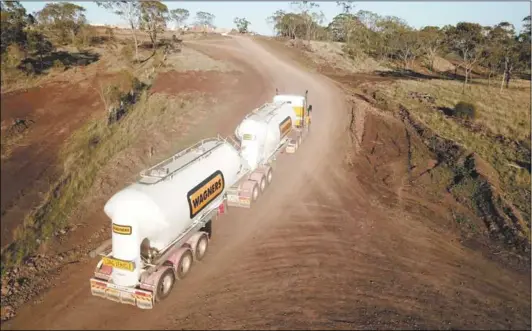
[139,135,238,185]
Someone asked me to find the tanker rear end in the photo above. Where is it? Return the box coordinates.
[89,136,247,309]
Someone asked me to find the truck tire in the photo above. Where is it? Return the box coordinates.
[176,249,193,280]
[155,267,175,302]
[266,167,273,185]
[251,183,260,202]
[194,233,209,262]
[259,176,267,193]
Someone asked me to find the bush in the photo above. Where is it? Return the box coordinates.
[2,44,25,69]
[453,101,476,120]
[342,43,364,60]
[53,59,66,71]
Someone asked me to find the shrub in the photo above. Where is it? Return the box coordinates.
[53,59,66,71]
[342,43,364,60]
[453,101,476,120]
[2,44,25,68]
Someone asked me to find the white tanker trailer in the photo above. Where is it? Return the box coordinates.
[226,91,312,208]
[90,136,256,309]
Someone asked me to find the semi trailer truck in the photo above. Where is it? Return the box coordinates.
[89,92,312,309]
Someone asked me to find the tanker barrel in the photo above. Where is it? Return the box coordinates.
[89,239,112,258]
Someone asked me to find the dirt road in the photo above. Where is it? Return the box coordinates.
[5,36,530,330]
[4,36,349,329]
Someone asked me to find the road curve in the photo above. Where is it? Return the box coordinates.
[6,36,350,330]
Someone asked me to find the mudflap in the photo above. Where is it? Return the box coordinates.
[90,278,154,309]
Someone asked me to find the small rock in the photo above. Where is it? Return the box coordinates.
[1,286,10,296]
[59,229,67,235]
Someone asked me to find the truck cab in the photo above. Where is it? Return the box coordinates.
[273,89,311,129]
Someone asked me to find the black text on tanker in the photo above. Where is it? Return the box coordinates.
[187,170,225,218]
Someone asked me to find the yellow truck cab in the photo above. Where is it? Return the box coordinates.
[273,89,311,129]
[273,89,312,153]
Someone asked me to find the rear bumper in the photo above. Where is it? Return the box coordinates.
[90,278,154,309]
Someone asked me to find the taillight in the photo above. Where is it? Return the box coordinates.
[100,264,113,275]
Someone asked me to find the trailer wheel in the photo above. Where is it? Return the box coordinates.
[155,268,175,302]
[176,249,193,280]
[251,183,260,202]
[259,176,267,192]
[194,233,209,262]
[266,168,273,185]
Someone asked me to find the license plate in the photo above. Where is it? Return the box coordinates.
[102,257,135,271]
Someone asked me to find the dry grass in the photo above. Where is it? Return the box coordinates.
[308,40,388,73]
[163,46,237,72]
[0,126,29,161]
[377,78,531,144]
[371,77,531,225]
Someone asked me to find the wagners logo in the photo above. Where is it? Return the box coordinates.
[112,223,132,235]
[187,170,225,218]
[279,116,292,138]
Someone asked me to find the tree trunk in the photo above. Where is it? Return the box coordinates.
[130,23,139,62]
[70,29,76,45]
[505,66,512,89]
[306,22,311,45]
[462,68,468,94]
[151,29,157,50]
[500,71,506,92]
[488,71,491,87]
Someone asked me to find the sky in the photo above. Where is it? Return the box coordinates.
[20,1,531,36]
